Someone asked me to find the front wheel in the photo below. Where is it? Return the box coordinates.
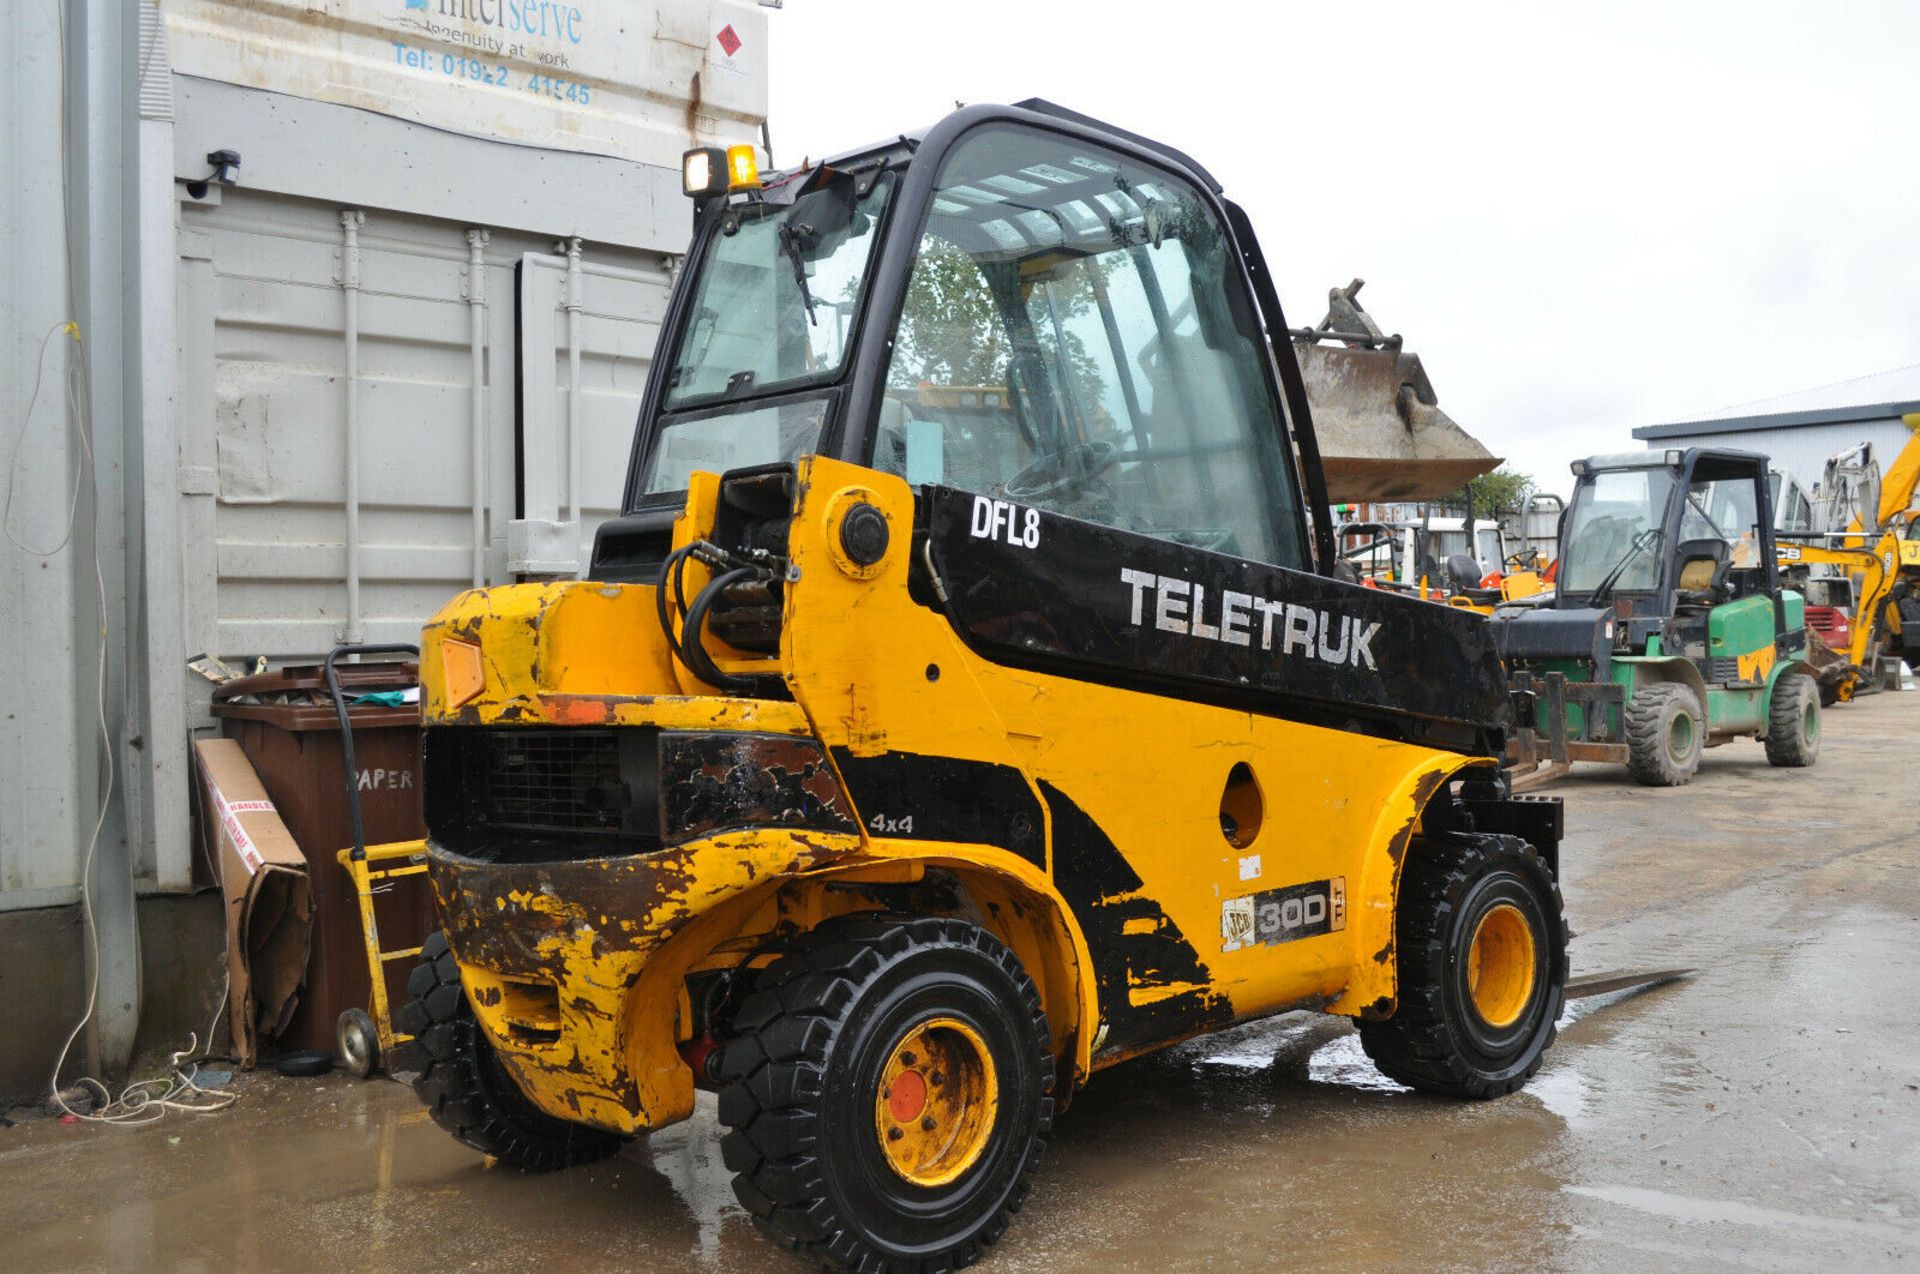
[1624,682,1703,786]
[1359,833,1568,1099]
[718,915,1054,1271]
[1765,671,1821,767]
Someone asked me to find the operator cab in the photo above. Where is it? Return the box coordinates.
[588,100,1515,752]
[1504,447,1786,671]
[594,102,1314,585]
[1556,449,1776,619]
[1336,517,1510,591]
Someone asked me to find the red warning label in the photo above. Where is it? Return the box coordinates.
[716,24,742,56]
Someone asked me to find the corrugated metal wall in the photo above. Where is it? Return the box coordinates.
[176,190,668,658]
[1,0,91,906]
[3,0,766,1093]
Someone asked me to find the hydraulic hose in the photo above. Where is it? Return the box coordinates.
[679,566,764,693]
[654,541,775,694]
[655,544,697,666]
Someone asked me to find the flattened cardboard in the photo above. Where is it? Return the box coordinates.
[194,739,313,1066]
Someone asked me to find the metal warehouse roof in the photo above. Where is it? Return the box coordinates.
[1633,361,1920,440]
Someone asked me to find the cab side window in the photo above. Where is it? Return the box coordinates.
[1681,473,1766,595]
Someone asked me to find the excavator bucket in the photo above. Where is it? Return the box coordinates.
[1294,280,1500,502]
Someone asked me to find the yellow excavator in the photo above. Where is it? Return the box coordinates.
[1786,414,1920,694]
[1876,415,1920,673]
[1777,527,1902,702]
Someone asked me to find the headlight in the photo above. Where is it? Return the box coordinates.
[682,146,728,199]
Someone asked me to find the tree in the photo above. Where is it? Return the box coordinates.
[1444,467,1537,517]
[886,237,1108,434]
[888,239,1009,389]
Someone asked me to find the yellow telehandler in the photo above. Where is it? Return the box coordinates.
[396,101,1565,1270]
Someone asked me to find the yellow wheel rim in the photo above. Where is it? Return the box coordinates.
[1466,903,1537,1029]
[873,1016,998,1187]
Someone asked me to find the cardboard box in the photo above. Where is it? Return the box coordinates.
[193,739,313,1066]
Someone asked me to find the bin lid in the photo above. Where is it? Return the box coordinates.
[210,661,421,729]
[214,661,418,700]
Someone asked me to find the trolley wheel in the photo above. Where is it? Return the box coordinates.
[337,1007,380,1078]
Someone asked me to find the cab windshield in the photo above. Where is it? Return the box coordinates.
[664,173,892,407]
[1559,465,1679,596]
[642,172,893,492]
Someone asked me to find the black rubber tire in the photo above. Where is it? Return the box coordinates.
[274,1049,334,1078]
[717,915,1054,1272]
[1358,833,1568,1099]
[1764,671,1821,767]
[393,931,623,1170]
[1624,682,1703,786]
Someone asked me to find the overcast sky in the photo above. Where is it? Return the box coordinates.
[765,1,1920,496]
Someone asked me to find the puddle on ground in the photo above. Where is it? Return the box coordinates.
[1566,1183,1920,1246]
[1523,1064,1590,1126]
[1303,1031,1409,1093]
[1181,973,1677,1106]
[4,887,1913,1273]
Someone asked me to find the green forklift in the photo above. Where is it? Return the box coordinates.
[1496,448,1822,786]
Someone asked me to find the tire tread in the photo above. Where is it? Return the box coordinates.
[716,915,1054,1272]
[1764,671,1820,767]
[397,931,624,1171]
[1358,833,1568,1099]
[1625,682,1702,786]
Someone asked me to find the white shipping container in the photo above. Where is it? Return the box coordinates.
[1,0,769,1092]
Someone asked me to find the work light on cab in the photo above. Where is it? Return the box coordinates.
[682,146,727,198]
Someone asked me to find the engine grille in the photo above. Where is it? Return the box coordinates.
[483,731,625,832]
[425,727,660,861]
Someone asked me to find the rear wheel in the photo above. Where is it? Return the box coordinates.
[1359,834,1567,1098]
[718,915,1053,1272]
[394,931,623,1170]
[1764,671,1821,767]
[1624,682,1703,786]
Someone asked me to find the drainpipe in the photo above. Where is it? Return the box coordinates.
[340,210,366,643]
[561,237,584,566]
[465,228,490,588]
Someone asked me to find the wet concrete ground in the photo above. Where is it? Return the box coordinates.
[4,693,1917,1271]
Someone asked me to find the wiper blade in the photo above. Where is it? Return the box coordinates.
[1585,527,1661,606]
[778,224,819,327]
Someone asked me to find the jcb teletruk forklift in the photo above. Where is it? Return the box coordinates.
[1496,448,1823,787]
[397,102,1566,1270]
